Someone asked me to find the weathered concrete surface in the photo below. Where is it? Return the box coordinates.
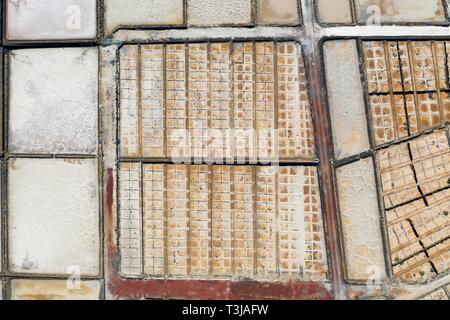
[323,40,370,160]
[336,158,387,282]
[355,0,447,24]
[6,0,97,40]
[10,280,101,300]
[316,0,353,24]
[104,0,184,35]
[188,0,253,26]
[8,47,98,154]
[8,158,99,276]
[257,0,300,25]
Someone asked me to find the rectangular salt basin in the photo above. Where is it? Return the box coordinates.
[6,0,97,41]
[8,158,100,276]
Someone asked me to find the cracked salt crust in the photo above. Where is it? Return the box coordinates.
[8,158,100,276]
[323,40,370,160]
[8,47,98,154]
[10,280,101,300]
[188,0,253,26]
[336,158,387,281]
[6,0,97,40]
[104,0,184,35]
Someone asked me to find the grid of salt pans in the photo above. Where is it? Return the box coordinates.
[118,164,328,280]
[119,42,315,162]
[362,41,450,146]
[376,130,450,282]
[420,287,450,300]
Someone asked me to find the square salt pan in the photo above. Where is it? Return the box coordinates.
[188,0,253,26]
[8,158,100,276]
[316,0,353,24]
[8,47,98,154]
[257,0,300,25]
[104,0,184,35]
[6,0,97,41]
